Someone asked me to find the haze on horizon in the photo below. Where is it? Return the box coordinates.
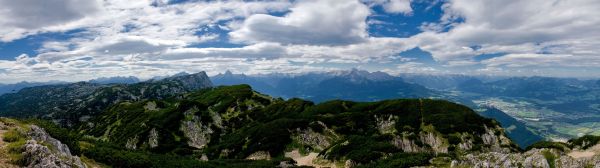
[1,0,600,83]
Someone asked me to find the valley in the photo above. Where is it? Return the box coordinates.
[212,70,600,147]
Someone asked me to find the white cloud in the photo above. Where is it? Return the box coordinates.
[383,0,413,14]
[159,43,289,60]
[0,0,99,28]
[2,0,600,82]
[230,0,371,45]
[363,0,413,14]
[482,53,600,68]
[383,62,438,75]
[0,0,101,41]
[414,0,600,65]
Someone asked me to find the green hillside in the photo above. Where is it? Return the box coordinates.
[71,84,517,167]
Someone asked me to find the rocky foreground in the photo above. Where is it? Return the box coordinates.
[454,148,600,168]
[0,118,86,168]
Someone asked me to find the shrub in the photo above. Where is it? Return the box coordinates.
[359,152,433,168]
[3,128,24,142]
[568,135,600,149]
[526,141,570,152]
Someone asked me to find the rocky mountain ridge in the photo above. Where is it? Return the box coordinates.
[0,72,212,126]
[455,136,600,168]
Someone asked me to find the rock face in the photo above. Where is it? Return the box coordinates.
[420,131,448,154]
[125,136,139,150]
[481,125,513,153]
[454,148,600,168]
[389,123,513,155]
[148,128,159,148]
[23,125,86,168]
[28,125,73,156]
[293,121,338,151]
[181,107,214,149]
[392,135,423,152]
[246,151,271,160]
[22,140,86,168]
[375,114,397,134]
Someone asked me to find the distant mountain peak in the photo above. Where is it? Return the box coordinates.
[161,71,213,90]
[329,69,395,82]
[224,70,233,76]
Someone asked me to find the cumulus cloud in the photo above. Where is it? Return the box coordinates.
[160,43,289,60]
[230,0,371,45]
[382,62,438,75]
[414,0,600,64]
[0,0,98,29]
[91,37,181,56]
[0,0,100,41]
[363,0,413,14]
[2,0,600,82]
[384,0,412,14]
[482,53,600,68]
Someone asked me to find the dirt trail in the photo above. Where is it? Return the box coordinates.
[568,144,600,158]
[285,150,339,168]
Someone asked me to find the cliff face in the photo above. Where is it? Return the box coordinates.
[0,118,85,168]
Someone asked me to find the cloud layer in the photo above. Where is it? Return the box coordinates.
[230,0,370,45]
[1,0,600,83]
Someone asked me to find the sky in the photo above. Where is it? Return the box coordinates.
[1,0,600,83]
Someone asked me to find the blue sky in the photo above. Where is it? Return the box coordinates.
[0,0,599,83]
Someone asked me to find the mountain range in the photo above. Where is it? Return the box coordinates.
[0,72,211,126]
[0,76,142,96]
[212,69,437,103]
[1,71,600,167]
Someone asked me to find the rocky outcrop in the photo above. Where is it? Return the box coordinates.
[458,133,474,151]
[454,148,600,168]
[392,135,423,153]
[375,114,397,134]
[125,136,139,150]
[22,125,86,168]
[295,128,331,151]
[28,125,72,156]
[22,140,86,168]
[420,131,448,154]
[148,128,159,148]
[345,159,357,168]
[293,121,338,152]
[181,107,213,149]
[480,125,512,152]
[391,131,448,154]
[143,101,158,112]
[390,124,514,155]
[246,151,271,160]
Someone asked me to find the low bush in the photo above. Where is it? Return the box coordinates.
[3,128,24,142]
